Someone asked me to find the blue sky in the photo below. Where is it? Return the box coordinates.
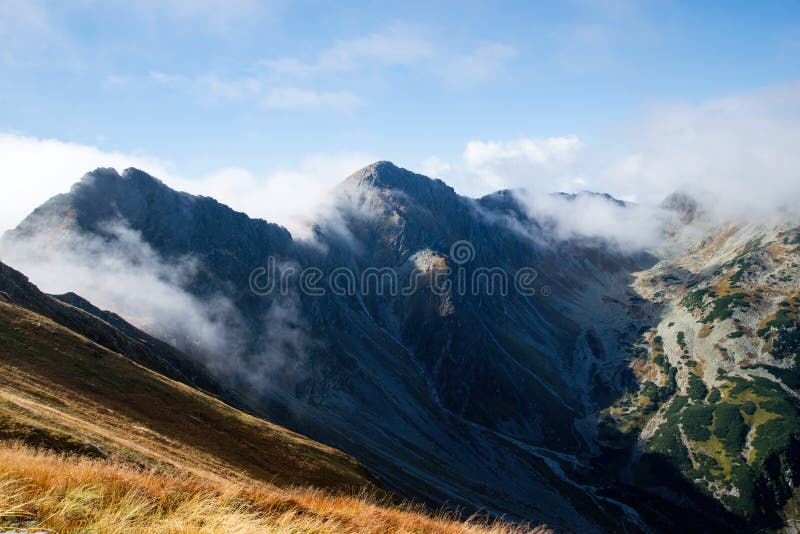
[1,0,799,232]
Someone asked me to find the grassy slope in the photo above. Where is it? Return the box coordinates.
[0,443,548,534]
[0,300,545,533]
[0,444,552,534]
[0,300,370,491]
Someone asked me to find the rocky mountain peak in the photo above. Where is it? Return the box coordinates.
[345,161,456,201]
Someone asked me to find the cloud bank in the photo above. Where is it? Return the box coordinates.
[0,133,173,234]
[423,83,800,224]
[512,191,676,252]
[602,83,800,220]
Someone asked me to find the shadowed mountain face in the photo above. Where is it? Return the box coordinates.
[6,161,787,532]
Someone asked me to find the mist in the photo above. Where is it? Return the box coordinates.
[514,191,678,252]
[0,218,247,377]
[600,83,800,223]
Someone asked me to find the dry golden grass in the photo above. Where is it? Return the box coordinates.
[0,443,548,534]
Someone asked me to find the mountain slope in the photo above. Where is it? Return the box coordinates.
[3,164,652,531]
[0,259,556,533]
[0,262,372,490]
[6,162,795,531]
[599,222,800,529]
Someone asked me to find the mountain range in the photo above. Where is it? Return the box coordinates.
[2,161,799,532]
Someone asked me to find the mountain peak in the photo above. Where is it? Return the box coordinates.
[8,165,293,260]
[345,160,456,200]
[76,166,168,192]
[359,160,398,175]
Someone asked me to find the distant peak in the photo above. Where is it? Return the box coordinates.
[556,191,627,207]
[347,161,401,185]
[345,160,455,198]
[364,160,399,173]
[661,191,701,223]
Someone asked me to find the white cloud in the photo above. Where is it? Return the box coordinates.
[168,152,376,237]
[418,156,453,179]
[601,83,800,221]
[148,71,189,86]
[129,25,516,111]
[0,220,244,363]
[422,83,800,225]
[512,190,675,251]
[119,0,268,34]
[0,133,173,233]
[424,135,585,197]
[147,71,360,112]
[464,135,584,172]
[262,23,516,87]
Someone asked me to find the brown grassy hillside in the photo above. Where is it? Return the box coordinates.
[0,444,550,534]
[0,299,371,490]
[0,299,545,533]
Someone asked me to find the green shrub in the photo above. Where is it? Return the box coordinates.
[770,320,800,360]
[751,416,799,462]
[750,364,800,390]
[687,373,708,401]
[713,403,747,454]
[677,331,687,350]
[682,404,714,441]
[682,289,708,312]
[702,293,751,323]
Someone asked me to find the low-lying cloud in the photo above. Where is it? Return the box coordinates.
[423,82,800,238]
[601,83,800,221]
[514,191,677,252]
[0,214,317,398]
[0,219,244,369]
